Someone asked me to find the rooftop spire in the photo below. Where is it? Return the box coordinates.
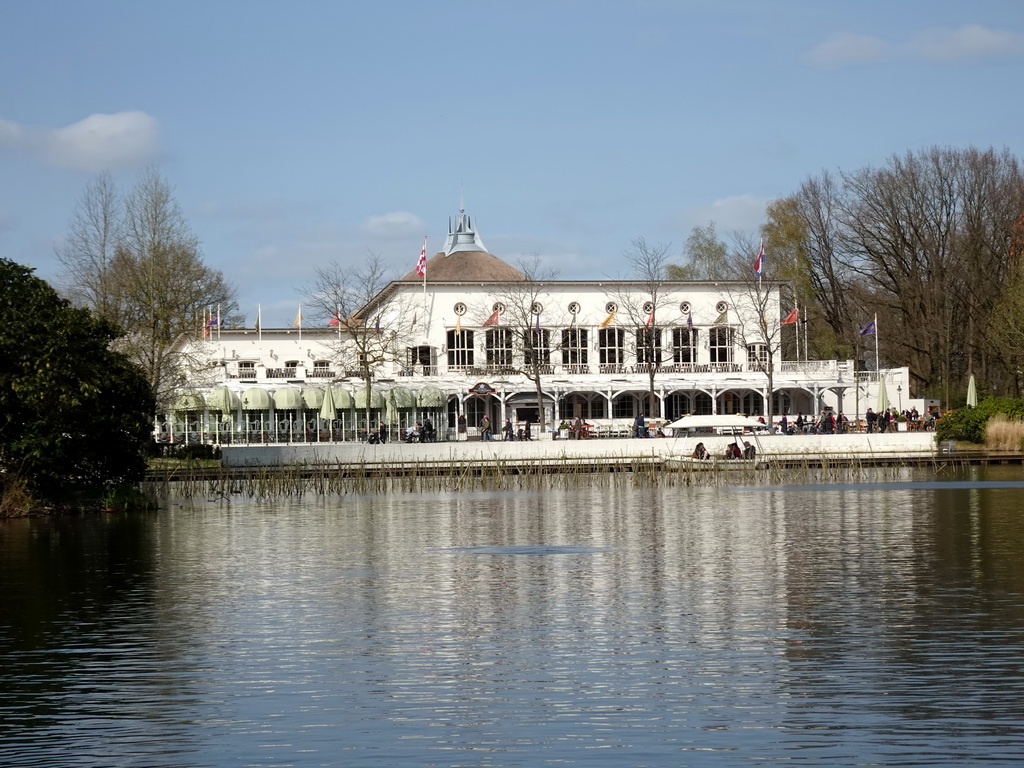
[443,207,490,256]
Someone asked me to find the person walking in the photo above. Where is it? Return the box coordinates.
[458,413,467,441]
[481,415,493,442]
[503,418,514,441]
[634,413,646,438]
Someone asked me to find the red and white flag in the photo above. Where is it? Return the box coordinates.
[415,236,427,277]
[328,310,340,327]
[482,310,500,327]
[781,308,798,325]
[754,239,764,277]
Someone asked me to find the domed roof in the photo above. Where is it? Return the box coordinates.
[400,249,524,282]
[400,208,524,283]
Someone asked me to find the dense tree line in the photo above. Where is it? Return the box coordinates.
[676,146,1024,405]
[770,146,1024,402]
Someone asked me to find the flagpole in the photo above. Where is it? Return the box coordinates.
[803,305,808,361]
[258,304,262,342]
[217,303,221,340]
[795,305,801,363]
[874,313,879,378]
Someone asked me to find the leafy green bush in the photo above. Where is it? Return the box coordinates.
[1,259,155,503]
[935,397,1024,444]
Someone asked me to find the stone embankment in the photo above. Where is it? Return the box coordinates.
[221,431,944,469]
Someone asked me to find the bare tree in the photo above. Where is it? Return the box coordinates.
[55,171,123,324]
[484,255,560,433]
[719,233,787,424]
[57,169,237,406]
[610,238,678,418]
[117,169,236,404]
[306,253,417,435]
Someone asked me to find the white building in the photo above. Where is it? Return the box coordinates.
[163,210,910,443]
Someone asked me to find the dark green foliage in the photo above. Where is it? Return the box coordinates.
[0,259,155,502]
[935,397,1024,444]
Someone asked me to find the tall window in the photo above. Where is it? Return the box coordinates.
[746,344,768,370]
[598,328,624,364]
[447,329,474,368]
[408,345,430,366]
[612,394,639,419]
[709,326,733,363]
[561,329,588,365]
[523,328,551,365]
[485,328,513,367]
[740,392,764,415]
[672,328,697,363]
[635,328,662,364]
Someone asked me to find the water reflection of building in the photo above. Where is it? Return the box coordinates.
[162,208,910,443]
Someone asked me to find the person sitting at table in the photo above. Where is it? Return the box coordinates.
[404,423,420,443]
[724,442,742,459]
[742,441,756,460]
[692,442,710,460]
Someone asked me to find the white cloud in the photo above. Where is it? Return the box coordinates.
[683,194,767,236]
[807,33,889,66]
[0,111,160,171]
[808,25,1024,67]
[0,118,24,146]
[362,211,425,237]
[906,25,1024,61]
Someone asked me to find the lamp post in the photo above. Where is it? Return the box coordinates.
[897,384,902,411]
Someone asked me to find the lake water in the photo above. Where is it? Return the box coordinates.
[2,466,1024,767]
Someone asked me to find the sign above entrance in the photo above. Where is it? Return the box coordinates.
[468,382,496,395]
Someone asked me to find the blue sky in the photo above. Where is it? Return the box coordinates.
[2,0,1023,326]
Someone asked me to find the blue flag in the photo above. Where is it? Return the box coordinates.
[859,319,877,336]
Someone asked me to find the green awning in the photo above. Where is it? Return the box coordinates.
[206,386,239,413]
[417,385,445,408]
[301,387,324,409]
[241,387,271,411]
[389,386,416,409]
[331,386,353,410]
[354,386,386,410]
[272,387,304,410]
[173,390,206,411]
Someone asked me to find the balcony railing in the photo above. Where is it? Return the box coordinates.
[780,360,839,376]
[266,367,297,379]
[214,358,850,383]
